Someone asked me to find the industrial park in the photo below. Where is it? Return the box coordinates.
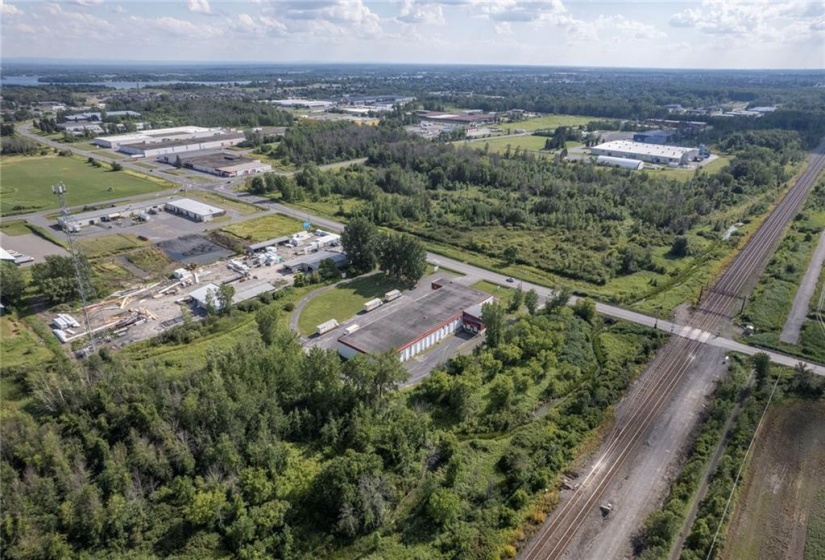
[1,19,824,560]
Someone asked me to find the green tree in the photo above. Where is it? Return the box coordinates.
[378,232,427,284]
[216,284,235,314]
[524,288,539,315]
[174,154,182,168]
[503,245,518,265]
[751,352,771,391]
[427,489,461,528]
[249,176,266,195]
[572,298,596,323]
[341,217,379,274]
[481,301,505,348]
[110,162,123,171]
[255,305,280,346]
[508,287,523,313]
[31,255,87,305]
[669,236,690,258]
[318,258,340,280]
[0,262,26,308]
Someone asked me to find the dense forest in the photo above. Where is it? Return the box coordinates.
[255,125,801,287]
[1,296,665,559]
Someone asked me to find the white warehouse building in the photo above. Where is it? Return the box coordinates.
[93,126,216,149]
[590,141,699,166]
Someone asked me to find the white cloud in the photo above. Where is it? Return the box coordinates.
[397,0,446,25]
[596,15,666,40]
[470,0,567,23]
[1,0,22,16]
[71,0,103,7]
[187,0,211,14]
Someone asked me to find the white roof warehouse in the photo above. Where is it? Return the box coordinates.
[164,198,226,222]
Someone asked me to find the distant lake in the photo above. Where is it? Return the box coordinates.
[0,75,251,89]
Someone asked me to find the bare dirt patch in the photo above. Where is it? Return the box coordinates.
[721,400,825,560]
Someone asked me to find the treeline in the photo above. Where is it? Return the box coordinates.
[0,297,665,559]
[274,121,409,166]
[257,132,794,285]
[104,97,294,129]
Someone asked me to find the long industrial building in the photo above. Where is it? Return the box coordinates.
[118,132,245,158]
[337,280,493,362]
[590,140,699,166]
[157,152,272,177]
[92,126,217,149]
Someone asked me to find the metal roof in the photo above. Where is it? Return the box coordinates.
[338,283,492,354]
[165,198,224,218]
[591,140,697,158]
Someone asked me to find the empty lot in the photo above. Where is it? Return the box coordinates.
[721,400,825,560]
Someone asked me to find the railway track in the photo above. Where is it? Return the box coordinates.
[520,141,825,560]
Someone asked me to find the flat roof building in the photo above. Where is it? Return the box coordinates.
[158,152,272,177]
[164,198,226,222]
[282,250,347,273]
[337,281,493,362]
[57,200,166,230]
[632,129,676,144]
[118,132,245,158]
[590,140,699,166]
[92,126,214,148]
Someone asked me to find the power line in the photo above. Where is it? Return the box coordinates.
[53,182,97,355]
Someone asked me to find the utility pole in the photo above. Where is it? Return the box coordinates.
[53,182,97,353]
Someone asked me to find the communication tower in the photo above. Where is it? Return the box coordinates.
[52,182,97,353]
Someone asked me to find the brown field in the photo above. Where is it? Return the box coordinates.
[721,400,825,560]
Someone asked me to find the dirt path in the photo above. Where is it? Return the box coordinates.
[780,230,825,344]
[720,400,825,560]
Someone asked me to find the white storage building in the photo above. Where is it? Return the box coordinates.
[590,141,699,166]
[164,198,226,222]
[596,155,645,170]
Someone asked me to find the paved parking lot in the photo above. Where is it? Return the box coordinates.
[0,232,68,265]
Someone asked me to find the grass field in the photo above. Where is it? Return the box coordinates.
[0,155,171,216]
[721,401,825,560]
[480,135,553,156]
[77,233,149,258]
[297,273,408,335]
[504,114,596,132]
[222,213,304,242]
[651,155,732,181]
[0,220,32,236]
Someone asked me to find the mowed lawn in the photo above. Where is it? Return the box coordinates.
[481,135,552,155]
[298,273,408,335]
[0,155,168,216]
[222,213,304,242]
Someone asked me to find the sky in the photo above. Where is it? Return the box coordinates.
[1,0,824,69]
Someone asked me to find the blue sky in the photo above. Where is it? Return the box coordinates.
[1,1,824,68]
